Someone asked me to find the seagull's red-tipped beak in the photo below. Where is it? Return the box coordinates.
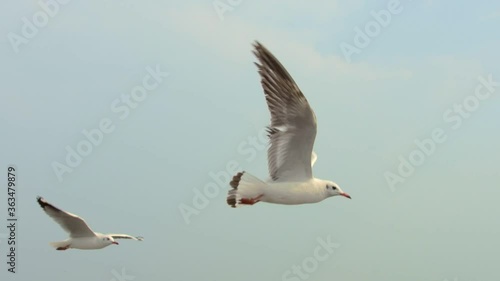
[341,192,351,199]
[112,241,119,245]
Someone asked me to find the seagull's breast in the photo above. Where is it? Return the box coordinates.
[262,179,327,205]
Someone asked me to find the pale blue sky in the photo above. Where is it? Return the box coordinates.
[1,1,500,281]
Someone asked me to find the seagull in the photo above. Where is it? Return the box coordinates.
[227,42,352,208]
[37,196,143,250]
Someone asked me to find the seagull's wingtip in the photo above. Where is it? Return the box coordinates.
[36,196,47,207]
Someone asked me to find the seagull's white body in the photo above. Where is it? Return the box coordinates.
[233,173,331,205]
[52,236,112,250]
[260,179,329,205]
[37,196,143,250]
[227,42,351,207]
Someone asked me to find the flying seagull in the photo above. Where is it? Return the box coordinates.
[37,196,143,250]
[227,41,351,207]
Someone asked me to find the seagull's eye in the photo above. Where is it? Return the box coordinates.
[332,186,337,190]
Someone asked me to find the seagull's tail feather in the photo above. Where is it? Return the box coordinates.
[227,171,266,208]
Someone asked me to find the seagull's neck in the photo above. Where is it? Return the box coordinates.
[312,178,330,197]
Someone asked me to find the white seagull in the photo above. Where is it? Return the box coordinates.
[37,196,143,250]
[227,42,351,208]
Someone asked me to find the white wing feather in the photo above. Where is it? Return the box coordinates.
[253,42,317,182]
[109,234,144,241]
[37,196,96,238]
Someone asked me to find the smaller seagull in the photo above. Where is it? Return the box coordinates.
[37,196,143,250]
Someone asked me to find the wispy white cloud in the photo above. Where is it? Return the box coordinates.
[161,4,412,82]
[235,0,365,24]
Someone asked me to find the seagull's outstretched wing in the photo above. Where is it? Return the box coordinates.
[253,41,317,182]
[37,196,96,238]
[109,234,144,241]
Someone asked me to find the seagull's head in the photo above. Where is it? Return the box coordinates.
[103,236,119,246]
[325,181,351,199]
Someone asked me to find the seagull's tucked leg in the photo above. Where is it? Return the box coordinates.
[50,240,71,250]
[56,245,70,250]
[239,194,263,205]
[227,172,267,208]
